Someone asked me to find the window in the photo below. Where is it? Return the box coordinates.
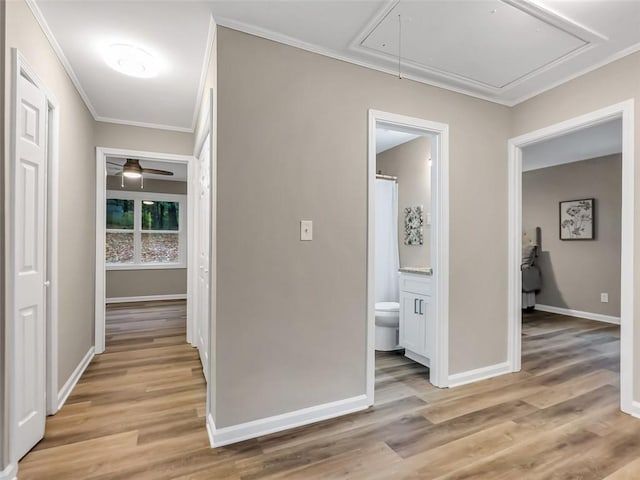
[106,191,186,269]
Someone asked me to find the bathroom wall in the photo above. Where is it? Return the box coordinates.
[523,154,622,317]
[105,175,188,300]
[377,137,431,268]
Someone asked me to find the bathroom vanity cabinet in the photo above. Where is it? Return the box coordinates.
[398,269,433,368]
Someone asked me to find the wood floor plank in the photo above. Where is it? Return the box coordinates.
[18,305,640,479]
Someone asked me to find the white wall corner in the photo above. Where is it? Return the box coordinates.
[208,395,369,447]
[0,463,17,480]
[448,362,512,388]
[57,347,94,411]
[534,304,621,325]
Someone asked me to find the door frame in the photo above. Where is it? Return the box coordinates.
[507,99,635,414]
[6,49,60,469]
[366,109,450,403]
[94,147,196,354]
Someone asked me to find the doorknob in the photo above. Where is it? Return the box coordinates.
[44,280,51,287]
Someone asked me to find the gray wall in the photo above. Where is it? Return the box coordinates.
[523,155,622,317]
[6,0,96,397]
[377,137,431,268]
[216,27,511,428]
[95,121,194,155]
[105,176,188,299]
[106,270,187,298]
[511,51,640,398]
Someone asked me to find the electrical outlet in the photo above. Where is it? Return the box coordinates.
[300,220,313,241]
[600,293,609,303]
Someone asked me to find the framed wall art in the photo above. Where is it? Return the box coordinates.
[559,198,594,240]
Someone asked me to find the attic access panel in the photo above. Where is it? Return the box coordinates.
[360,0,588,89]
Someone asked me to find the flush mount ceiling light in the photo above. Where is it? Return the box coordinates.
[103,44,159,78]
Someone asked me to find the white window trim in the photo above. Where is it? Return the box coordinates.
[106,190,187,270]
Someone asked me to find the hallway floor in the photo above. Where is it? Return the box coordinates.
[19,307,633,479]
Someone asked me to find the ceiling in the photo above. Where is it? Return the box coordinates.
[522,118,622,171]
[31,1,640,133]
[106,156,188,182]
[376,128,420,154]
[34,0,214,132]
[209,0,640,105]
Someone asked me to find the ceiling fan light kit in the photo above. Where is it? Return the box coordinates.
[107,158,174,189]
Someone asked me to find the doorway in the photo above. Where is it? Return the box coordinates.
[507,100,635,414]
[7,49,60,464]
[94,147,196,354]
[366,109,450,404]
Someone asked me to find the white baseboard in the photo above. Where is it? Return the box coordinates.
[629,401,640,419]
[207,394,369,447]
[0,464,17,480]
[57,347,94,411]
[106,293,187,304]
[535,304,620,325]
[448,361,512,388]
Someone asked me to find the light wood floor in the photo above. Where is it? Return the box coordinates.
[19,305,636,479]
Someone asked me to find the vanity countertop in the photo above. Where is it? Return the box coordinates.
[399,267,433,276]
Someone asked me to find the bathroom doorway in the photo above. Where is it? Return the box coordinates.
[366,110,450,405]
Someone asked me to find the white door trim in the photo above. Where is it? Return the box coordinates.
[44,82,60,416]
[94,147,196,354]
[366,109,450,403]
[6,49,60,472]
[507,99,634,414]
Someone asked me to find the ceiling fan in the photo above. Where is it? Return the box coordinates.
[107,158,174,179]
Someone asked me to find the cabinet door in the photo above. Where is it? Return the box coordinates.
[400,292,426,354]
[420,294,434,359]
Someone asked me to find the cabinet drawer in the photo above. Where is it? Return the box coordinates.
[400,273,431,296]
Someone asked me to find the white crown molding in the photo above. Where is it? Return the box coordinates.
[207,394,369,447]
[534,304,621,325]
[94,115,194,133]
[215,3,640,109]
[189,16,217,132]
[214,15,510,107]
[57,347,94,411]
[24,0,99,118]
[509,41,640,106]
[448,362,512,388]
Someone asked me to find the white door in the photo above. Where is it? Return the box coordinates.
[196,136,211,380]
[12,69,48,459]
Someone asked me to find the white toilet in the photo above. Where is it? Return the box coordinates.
[375,301,401,351]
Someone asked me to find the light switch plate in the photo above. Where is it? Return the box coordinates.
[300,220,313,241]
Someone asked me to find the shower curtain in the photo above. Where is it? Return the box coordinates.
[375,179,400,303]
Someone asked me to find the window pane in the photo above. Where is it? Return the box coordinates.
[106,232,134,263]
[141,201,179,231]
[141,233,179,263]
[106,199,134,229]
